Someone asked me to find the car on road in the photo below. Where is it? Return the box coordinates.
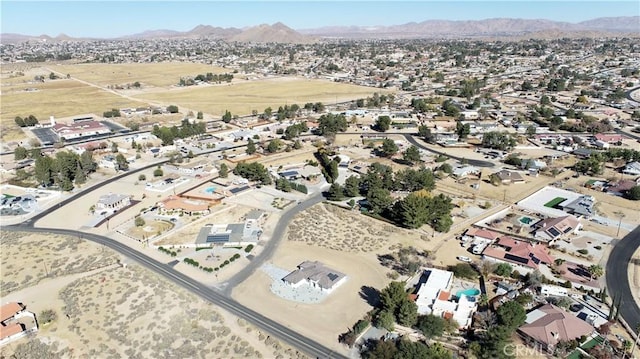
[170,218,178,223]
[457,256,472,263]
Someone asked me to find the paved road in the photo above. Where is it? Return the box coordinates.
[222,192,325,294]
[3,224,346,359]
[24,143,246,226]
[341,132,495,168]
[606,225,640,333]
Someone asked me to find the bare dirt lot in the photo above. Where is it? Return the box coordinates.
[0,231,308,359]
[232,202,445,354]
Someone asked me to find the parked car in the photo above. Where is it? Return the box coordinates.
[457,256,472,263]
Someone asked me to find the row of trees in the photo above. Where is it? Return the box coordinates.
[317,113,348,137]
[481,132,517,151]
[151,119,207,145]
[14,115,39,127]
[179,72,233,86]
[34,150,97,190]
[232,162,271,185]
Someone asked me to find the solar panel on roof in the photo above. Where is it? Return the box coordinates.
[327,273,339,280]
[547,227,561,237]
[504,253,529,264]
[563,227,573,233]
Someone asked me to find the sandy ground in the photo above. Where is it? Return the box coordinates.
[0,231,308,359]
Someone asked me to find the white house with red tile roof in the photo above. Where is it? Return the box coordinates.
[518,304,595,354]
[51,118,111,140]
[594,133,624,144]
[465,227,501,243]
[0,302,38,347]
[482,236,554,270]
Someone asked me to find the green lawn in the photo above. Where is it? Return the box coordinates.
[580,336,604,350]
[544,197,566,208]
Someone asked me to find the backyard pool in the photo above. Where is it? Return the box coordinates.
[204,186,216,194]
[519,216,534,225]
[456,288,480,298]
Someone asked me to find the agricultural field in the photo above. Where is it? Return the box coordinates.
[136,77,386,117]
[51,62,231,88]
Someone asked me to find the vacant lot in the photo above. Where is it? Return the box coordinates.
[0,231,307,359]
[52,62,231,88]
[0,80,142,141]
[136,77,385,116]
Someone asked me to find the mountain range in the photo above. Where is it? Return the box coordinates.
[1,17,638,44]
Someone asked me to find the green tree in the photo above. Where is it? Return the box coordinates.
[402,145,421,164]
[456,122,470,140]
[418,125,435,143]
[317,113,347,137]
[219,163,229,178]
[14,146,28,160]
[373,310,395,331]
[380,139,399,157]
[115,153,128,171]
[293,140,302,149]
[222,110,232,123]
[448,263,478,280]
[497,301,526,330]
[394,192,430,229]
[35,155,55,186]
[396,299,418,327]
[327,183,344,201]
[14,116,25,127]
[626,186,640,200]
[380,282,408,313]
[494,263,513,277]
[344,175,361,197]
[196,111,203,119]
[134,216,145,227]
[587,264,603,279]
[246,138,257,155]
[267,139,282,153]
[138,174,146,181]
[166,105,179,113]
[366,187,392,214]
[153,167,163,177]
[375,115,391,132]
[416,314,445,339]
[362,339,397,359]
[74,164,86,184]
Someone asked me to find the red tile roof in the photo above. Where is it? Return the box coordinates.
[482,236,554,269]
[0,322,24,340]
[465,227,501,241]
[0,302,24,323]
[519,304,594,348]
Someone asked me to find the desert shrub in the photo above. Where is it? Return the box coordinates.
[39,309,57,324]
[244,244,254,253]
[577,249,588,255]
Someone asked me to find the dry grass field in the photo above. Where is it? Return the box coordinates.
[51,62,231,88]
[136,77,386,116]
[0,79,142,141]
[0,231,308,359]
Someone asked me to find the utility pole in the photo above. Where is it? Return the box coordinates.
[616,212,626,238]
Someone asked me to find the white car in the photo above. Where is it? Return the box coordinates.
[457,256,472,263]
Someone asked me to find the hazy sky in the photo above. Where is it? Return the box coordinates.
[2,1,638,38]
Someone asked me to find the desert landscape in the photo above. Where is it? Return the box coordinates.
[0,231,308,359]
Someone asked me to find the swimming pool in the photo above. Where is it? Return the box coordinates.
[204,186,216,194]
[456,288,480,298]
[519,216,534,225]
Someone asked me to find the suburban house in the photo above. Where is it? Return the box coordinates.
[277,165,322,181]
[282,261,347,294]
[533,215,582,242]
[559,195,595,218]
[482,236,554,270]
[518,304,595,354]
[622,161,640,176]
[0,302,38,347]
[606,179,639,197]
[414,268,477,329]
[594,133,624,144]
[157,195,212,216]
[195,210,264,246]
[96,193,131,211]
[572,148,597,159]
[452,166,480,178]
[492,169,525,184]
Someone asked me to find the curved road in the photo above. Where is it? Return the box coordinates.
[223,192,325,294]
[3,225,344,359]
[6,143,346,358]
[341,132,495,168]
[606,225,640,334]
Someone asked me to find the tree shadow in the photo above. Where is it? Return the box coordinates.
[359,285,381,307]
